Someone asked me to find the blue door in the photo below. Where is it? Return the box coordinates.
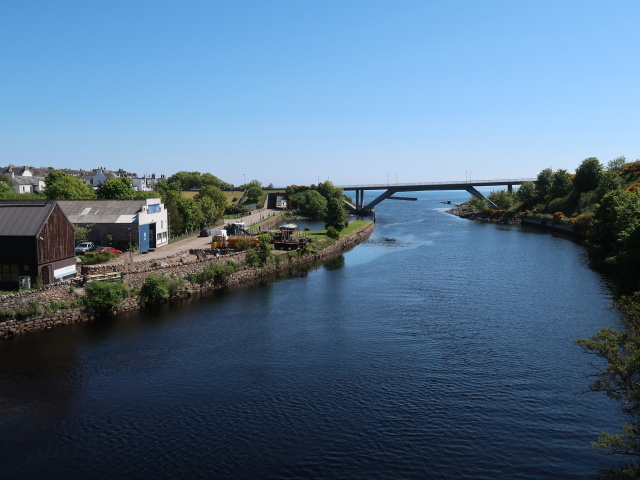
[139,224,150,253]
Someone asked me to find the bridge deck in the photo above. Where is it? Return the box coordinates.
[339,178,535,210]
[339,178,535,191]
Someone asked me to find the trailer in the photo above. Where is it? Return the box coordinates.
[211,227,259,249]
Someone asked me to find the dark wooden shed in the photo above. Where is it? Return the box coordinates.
[0,200,77,290]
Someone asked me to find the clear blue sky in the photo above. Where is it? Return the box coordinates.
[2,1,638,187]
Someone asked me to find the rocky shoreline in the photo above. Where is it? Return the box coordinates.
[0,222,375,339]
[446,203,521,225]
[447,203,582,239]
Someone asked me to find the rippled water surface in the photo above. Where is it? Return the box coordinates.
[0,190,628,479]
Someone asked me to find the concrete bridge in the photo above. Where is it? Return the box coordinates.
[339,178,535,211]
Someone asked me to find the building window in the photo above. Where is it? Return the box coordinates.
[0,264,19,283]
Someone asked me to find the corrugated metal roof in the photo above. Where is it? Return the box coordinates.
[56,200,147,224]
[0,201,55,236]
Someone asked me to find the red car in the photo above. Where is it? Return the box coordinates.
[94,246,122,254]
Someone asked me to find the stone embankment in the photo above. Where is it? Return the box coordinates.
[0,223,375,339]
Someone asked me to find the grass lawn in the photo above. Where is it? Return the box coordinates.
[182,190,242,205]
[302,220,371,246]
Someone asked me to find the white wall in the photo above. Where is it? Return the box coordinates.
[137,198,169,247]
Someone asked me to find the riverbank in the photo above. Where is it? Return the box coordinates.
[447,202,583,239]
[0,222,375,339]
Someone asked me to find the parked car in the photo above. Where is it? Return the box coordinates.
[93,246,123,254]
[75,242,95,255]
[199,229,212,237]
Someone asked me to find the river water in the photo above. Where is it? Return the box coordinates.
[0,190,629,479]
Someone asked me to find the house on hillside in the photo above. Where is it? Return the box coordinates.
[0,165,47,194]
[57,198,168,253]
[0,200,77,290]
[89,168,118,187]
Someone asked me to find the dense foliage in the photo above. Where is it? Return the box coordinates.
[139,274,184,306]
[97,177,136,199]
[185,262,238,286]
[287,181,349,232]
[44,170,96,199]
[165,171,230,191]
[81,281,129,314]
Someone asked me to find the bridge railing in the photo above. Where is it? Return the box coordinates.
[338,178,536,189]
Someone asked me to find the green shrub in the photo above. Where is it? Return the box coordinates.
[244,248,260,266]
[82,281,129,314]
[467,196,486,212]
[186,264,238,285]
[138,274,184,306]
[571,212,592,236]
[80,252,118,264]
[139,274,172,306]
[15,301,41,320]
[47,301,70,312]
[326,226,340,240]
[0,309,14,320]
[546,197,565,214]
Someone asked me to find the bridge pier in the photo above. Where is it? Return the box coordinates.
[355,189,365,210]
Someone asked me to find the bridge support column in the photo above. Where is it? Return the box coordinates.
[355,189,364,209]
[508,184,513,194]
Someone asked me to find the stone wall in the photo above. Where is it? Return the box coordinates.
[0,223,375,339]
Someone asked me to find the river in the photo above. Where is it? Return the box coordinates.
[0,190,628,479]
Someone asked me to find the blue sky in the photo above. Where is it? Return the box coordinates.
[2,1,639,187]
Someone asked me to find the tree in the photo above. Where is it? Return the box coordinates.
[550,169,572,198]
[574,157,603,193]
[536,168,554,195]
[200,172,231,189]
[575,292,640,456]
[246,186,263,204]
[163,190,184,236]
[292,190,327,218]
[487,189,514,210]
[195,185,226,225]
[196,185,226,206]
[515,181,536,205]
[590,189,640,251]
[176,197,203,233]
[607,156,628,173]
[324,197,347,231]
[44,170,96,199]
[0,173,13,189]
[197,196,220,228]
[167,171,201,190]
[0,176,16,199]
[467,196,487,212]
[258,233,272,264]
[97,177,136,199]
[317,180,342,200]
[597,171,624,196]
[73,225,92,243]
